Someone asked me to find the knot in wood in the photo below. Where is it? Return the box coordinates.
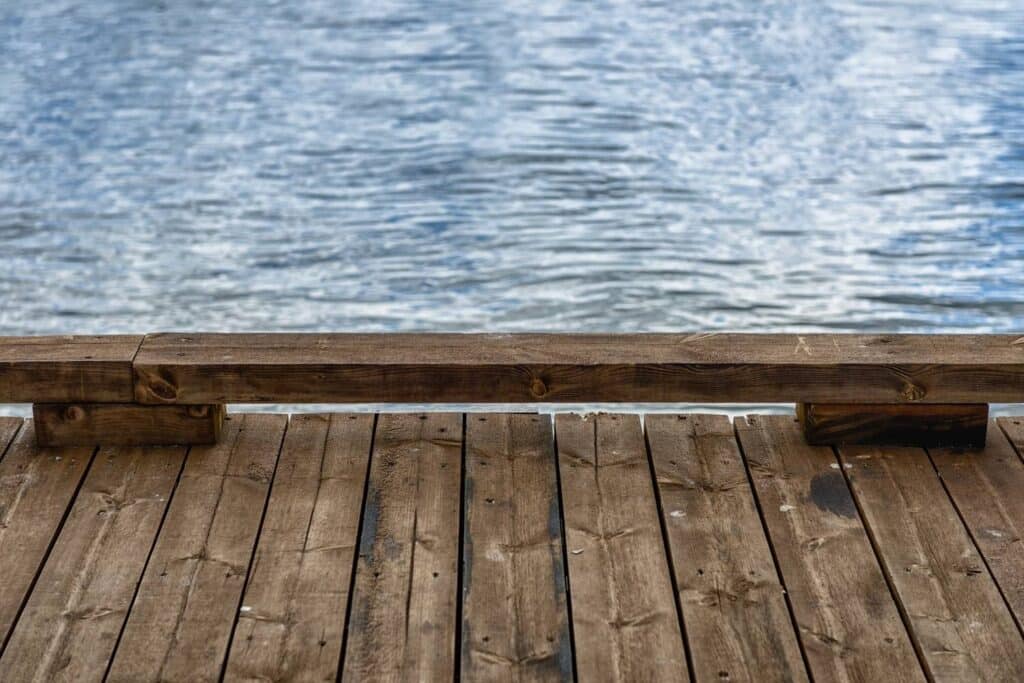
[900,382,926,402]
[63,405,85,422]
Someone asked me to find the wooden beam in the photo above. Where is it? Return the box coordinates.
[33,403,225,447]
[0,335,142,403]
[132,333,1024,405]
[798,403,988,448]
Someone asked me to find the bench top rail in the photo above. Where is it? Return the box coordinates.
[2,333,1022,404]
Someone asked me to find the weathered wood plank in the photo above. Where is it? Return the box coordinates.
[0,335,142,402]
[799,403,988,447]
[646,414,808,682]
[106,414,287,683]
[342,413,462,681]
[132,333,1024,404]
[839,441,1024,681]
[929,419,1024,629]
[0,442,185,681]
[0,417,22,453]
[462,413,573,682]
[7,419,97,651]
[735,415,924,682]
[224,413,373,682]
[0,421,95,651]
[555,413,688,682]
[33,402,224,447]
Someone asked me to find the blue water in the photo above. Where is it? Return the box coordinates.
[1,1,1022,337]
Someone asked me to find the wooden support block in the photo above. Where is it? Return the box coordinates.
[798,402,988,448]
[32,403,225,447]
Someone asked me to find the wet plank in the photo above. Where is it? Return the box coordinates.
[646,414,808,683]
[133,333,1024,405]
[839,440,1024,680]
[106,414,287,683]
[0,442,185,681]
[462,413,572,682]
[734,415,924,682]
[224,414,373,682]
[342,413,462,681]
[33,402,224,447]
[930,419,1024,630]
[554,413,688,682]
[0,335,142,402]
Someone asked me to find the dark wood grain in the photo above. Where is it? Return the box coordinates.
[0,442,186,681]
[800,403,988,447]
[555,413,689,682]
[462,413,573,682]
[0,335,142,402]
[107,414,287,683]
[735,415,925,682]
[647,414,808,682]
[33,402,224,447]
[0,420,96,652]
[840,440,1024,680]
[132,333,1024,404]
[342,413,462,681]
[224,414,373,683]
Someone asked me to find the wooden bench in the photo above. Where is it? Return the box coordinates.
[3,333,1021,447]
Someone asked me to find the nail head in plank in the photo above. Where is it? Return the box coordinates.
[0,421,93,650]
[107,414,287,683]
[0,335,142,402]
[839,441,1024,681]
[343,413,462,681]
[929,419,1024,630]
[735,415,925,682]
[799,403,988,448]
[132,333,1024,404]
[0,442,186,680]
[462,413,573,682]
[555,413,689,682]
[33,403,224,447]
[224,413,373,683]
[646,414,808,683]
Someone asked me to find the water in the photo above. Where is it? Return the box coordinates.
[1,2,1023,414]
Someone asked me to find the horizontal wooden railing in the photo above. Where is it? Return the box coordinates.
[3,333,1024,405]
[2,333,1021,446]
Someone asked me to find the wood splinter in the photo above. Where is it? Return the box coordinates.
[798,403,988,448]
[33,403,225,447]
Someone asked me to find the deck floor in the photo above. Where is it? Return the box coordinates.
[1,412,1024,681]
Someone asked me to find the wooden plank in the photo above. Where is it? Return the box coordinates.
[132,333,1024,405]
[554,413,688,682]
[342,413,462,681]
[734,415,924,682]
[223,413,373,682]
[839,441,1024,680]
[646,414,808,682]
[929,419,1024,629]
[33,402,224,447]
[4,417,100,651]
[0,421,94,652]
[0,335,142,402]
[106,413,287,683]
[0,417,22,453]
[462,413,573,682]
[799,403,988,447]
[0,442,185,680]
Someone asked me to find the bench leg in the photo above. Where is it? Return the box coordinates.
[798,403,988,448]
[33,403,225,447]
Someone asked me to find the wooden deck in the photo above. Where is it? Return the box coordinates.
[2,411,1024,682]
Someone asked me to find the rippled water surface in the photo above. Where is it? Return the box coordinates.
[1,0,1023,335]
